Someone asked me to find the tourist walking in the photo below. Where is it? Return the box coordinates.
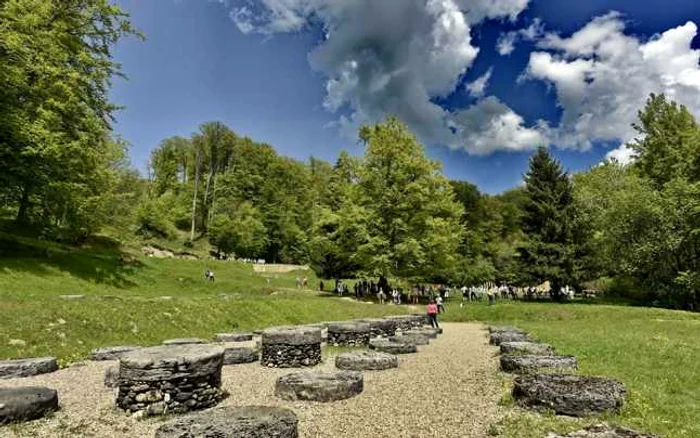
[427,300,439,329]
[378,288,386,304]
[436,295,445,313]
[205,269,215,282]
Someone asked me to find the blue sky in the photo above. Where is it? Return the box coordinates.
[110,0,700,193]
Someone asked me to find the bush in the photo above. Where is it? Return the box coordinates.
[136,200,177,239]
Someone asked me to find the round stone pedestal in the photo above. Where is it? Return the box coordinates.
[327,322,371,346]
[261,327,322,368]
[275,371,363,402]
[489,331,531,345]
[513,373,626,416]
[384,315,414,331]
[390,333,430,345]
[500,355,577,374]
[0,387,59,423]
[354,318,397,338]
[155,406,298,438]
[336,351,398,371]
[500,342,555,356]
[116,344,226,417]
[369,338,418,354]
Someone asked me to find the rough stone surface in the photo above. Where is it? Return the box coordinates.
[546,423,661,438]
[154,406,299,438]
[368,338,418,354]
[335,351,398,371]
[488,325,526,334]
[409,314,430,328]
[275,371,363,402]
[261,327,322,368]
[327,322,371,347]
[104,365,119,388]
[500,355,578,374]
[489,331,531,345]
[500,341,555,356]
[0,357,58,379]
[89,346,140,361]
[404,327,439,339]
[223,347,258,365]
[116,344,226,417]
[390,333,430,346]
[513,374,627,416]
[215,332,253,343]
[353,318,397,338]
[162,338,207,346]
[0,387,59,424]
[383,315,414,331]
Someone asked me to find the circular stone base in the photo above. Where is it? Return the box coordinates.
[390,333,430,345]
[0,357,58,379]
[223,347,258,365]
[368,339,417,354]
[90,346,140,361]
[500,355,577,374]
[513,374,626,416]
[404,327,438,339]
[275,371,363,402]
[488,325,526,334]
[0,387,59,423]
[335,351,398,371]
[154,406,298,438]
[547,423,660,438]
[489,331,531,345]
[500,342,555,356]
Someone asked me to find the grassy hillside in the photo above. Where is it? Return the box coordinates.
[2,234,699,437]
[444,302,700,438]
[0,234,407,364]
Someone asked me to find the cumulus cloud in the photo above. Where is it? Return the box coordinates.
[465,67,493,97]
[450,96,549,154]
[604,144,637,165]
[229,0,540,155]
[525,13,700,153]
[496,18,544,55]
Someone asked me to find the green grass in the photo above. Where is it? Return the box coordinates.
[0,235,409,365]
[2,234,699,437]
[443,301,700,438]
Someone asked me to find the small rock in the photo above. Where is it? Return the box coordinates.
[0,387,59,423]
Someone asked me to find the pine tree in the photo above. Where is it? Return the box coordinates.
[518,147,588,299]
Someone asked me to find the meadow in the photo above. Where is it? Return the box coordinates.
[1,235,699,437]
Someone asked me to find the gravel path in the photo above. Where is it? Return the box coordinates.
[0,323,503,438]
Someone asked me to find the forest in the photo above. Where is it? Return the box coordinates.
[1,1,698,310]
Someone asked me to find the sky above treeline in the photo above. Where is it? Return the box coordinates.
[110,0,700,193]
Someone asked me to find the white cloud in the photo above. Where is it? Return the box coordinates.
[228,0,540,155]
[450,96,549,154]
[496,18,544,55]
[496,32,517,55]
[605,144,637,165]
[525,13,700,153]
[465,67,493,97]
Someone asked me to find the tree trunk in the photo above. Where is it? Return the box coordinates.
[202,167,215,231]
[15,185,31,225]
[190,149,202,242]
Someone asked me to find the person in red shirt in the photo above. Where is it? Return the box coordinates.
[427,300,439,329]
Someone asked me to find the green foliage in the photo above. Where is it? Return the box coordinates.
[208,203,268,258]
[355,117,464,280]
[136,198,177,239]
[519,147,591,295]
[0,0,140,237]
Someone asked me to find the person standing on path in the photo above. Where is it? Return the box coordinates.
[427,300,439,329]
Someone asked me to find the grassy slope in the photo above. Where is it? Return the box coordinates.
[443,302,700,438]
[0,236,408,364]
[2,235,699,437]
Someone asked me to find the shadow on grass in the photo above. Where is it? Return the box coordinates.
[0,232,143,288]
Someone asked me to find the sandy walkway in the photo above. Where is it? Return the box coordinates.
[0,323,503,438]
